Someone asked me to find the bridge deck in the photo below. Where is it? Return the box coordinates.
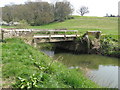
[33,35,80,38]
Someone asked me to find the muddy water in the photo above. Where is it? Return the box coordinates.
[41,49,118,88]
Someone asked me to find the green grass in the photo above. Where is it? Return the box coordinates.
[2,38,100,88]
[32,16,118,35]
[2,16,118,35]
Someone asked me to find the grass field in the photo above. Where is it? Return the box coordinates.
[2,16,118,35]
[2,38,99,88]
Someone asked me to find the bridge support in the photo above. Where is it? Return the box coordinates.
[55,31,101,54]
[83,31,101,54]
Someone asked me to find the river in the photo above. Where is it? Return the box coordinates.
[41,48,119,88]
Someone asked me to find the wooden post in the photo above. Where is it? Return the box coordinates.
[75,31,78,37]
[49,31,52,42]
[13,29,16,37]
[31,30,34,38]
[64,31,66,40]
[1,29,4,42]
[49,34,51,42]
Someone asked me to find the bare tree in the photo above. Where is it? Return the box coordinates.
[77,6,89,16]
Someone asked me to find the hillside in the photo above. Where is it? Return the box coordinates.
[30,16,118,35]
[2,16,118,35]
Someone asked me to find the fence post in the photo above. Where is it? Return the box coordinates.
[1,29,4,42]
[75,31,78,37]
[49,31,52,42]
[64,31,66,40]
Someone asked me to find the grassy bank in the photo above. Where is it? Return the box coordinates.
[2,38,99,88]
[100,35,120,58]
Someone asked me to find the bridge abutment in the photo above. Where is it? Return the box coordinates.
[55,31,101,54]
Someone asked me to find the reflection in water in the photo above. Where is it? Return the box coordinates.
[41,50,54,57]
[87,65,118,88]
[41,49,118,88]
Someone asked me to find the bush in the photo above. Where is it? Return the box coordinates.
[100,35,120,57]
[16,20,29,29]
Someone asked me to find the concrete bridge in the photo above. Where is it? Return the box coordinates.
[1,28,80,43]
[1,28,101,54]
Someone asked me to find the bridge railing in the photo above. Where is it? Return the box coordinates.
[32,29,78,35]
[1,28,78,34]
[1,28,78,32]
[1,28,79,41]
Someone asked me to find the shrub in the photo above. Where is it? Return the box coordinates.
[100,35,120,57]
[16,20,29,29]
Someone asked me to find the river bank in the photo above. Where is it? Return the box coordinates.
[36,34,119,88]
[100,35,120,58]
[40,48,118,88]
[2,38,99,88]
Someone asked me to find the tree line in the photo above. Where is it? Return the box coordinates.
[2,1,73,26]
[105,13,119,17]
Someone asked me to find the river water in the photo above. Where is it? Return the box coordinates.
[41,49,119,88]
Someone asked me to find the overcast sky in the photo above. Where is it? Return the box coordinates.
[0,0,119,17]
